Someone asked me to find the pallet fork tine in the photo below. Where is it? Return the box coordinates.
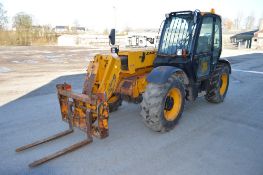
[15,129,74,152]
[29,139,92,167]
[16,102,94,167]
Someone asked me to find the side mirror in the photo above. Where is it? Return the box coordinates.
[109,29,116,45]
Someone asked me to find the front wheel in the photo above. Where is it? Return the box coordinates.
[108,94,122,112]
[140,75,185,132]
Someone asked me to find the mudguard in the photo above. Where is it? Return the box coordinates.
[147,66,185,84]
[219,58,231,73]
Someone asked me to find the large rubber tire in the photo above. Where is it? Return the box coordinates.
[205,63,230,103]
[140,75,185,132]
[108,95,122,113]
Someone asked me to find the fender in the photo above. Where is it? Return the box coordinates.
[147,66,188,84]
[219,58,231,74]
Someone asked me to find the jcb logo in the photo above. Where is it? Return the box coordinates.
[140,51,155,62]
[201,62,208,73]
[145,51,155,55]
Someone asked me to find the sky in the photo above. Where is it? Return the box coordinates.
[1,0,263,31]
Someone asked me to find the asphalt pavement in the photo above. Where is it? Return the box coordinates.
[0,52,263,175]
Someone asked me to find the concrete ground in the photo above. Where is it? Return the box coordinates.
[0,47,263,175]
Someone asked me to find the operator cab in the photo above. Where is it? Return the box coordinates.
[154,9,222,81]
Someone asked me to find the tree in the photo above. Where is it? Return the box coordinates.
[13,12,32,30]
[258,18,263,30]
[245,14,255,30]
[13,12,33,45]
[103,28,109,35]
[73,20,80,28]
[123,26,131,35]
[222,18,234,31]
[234,12,243,30]
[0,3,8,30]
[72,19,80,33]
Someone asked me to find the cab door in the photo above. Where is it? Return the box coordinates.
[194,16,214,80]
[212,17,222,66]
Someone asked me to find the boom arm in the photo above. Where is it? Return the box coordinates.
[83,54,121,99]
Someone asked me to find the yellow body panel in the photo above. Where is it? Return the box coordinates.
[88,50,156,101]
[118,50,156,74]
[95,54,121,98]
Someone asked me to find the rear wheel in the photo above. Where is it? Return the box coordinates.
[140,75,185,132]
[205,63,230,103]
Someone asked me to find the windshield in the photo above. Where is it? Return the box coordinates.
[158,13,195,55]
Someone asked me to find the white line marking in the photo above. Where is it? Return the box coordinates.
[232,69,263,75]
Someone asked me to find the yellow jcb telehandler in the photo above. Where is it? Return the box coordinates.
[16,9,231,167]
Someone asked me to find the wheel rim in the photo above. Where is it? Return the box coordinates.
[164,88,182,121]
[219,73,228,96]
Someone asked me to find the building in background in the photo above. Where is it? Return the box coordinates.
[54,26,87,33]
[54,26,70,33]
[126,31,158,48]
[251,19,263,49]
[57,34,126,47]
[230,19,263,49]
[230,30,258,49]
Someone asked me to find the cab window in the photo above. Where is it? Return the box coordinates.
[196,17,213,54]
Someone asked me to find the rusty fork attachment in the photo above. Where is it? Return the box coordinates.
[16,82,110,167]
